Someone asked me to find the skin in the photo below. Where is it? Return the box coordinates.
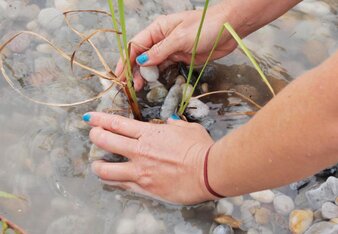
[85,0,338,205]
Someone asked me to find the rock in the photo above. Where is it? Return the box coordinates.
[249,190,275,203]
[273,194,295,215]
[135,212,166,234]
[7,1,25,19]
[175,75,186,85]
[304,221,338,234]
[289,209,313,234]
[38,8,64,30]
[174,222,203,234]
[247,229,259,234]
[124,0,142,11]
[290,177,315,191]
[254,207,271,225]
[321,202,338,219]
[228,196,244,206]
[212,225,234,234]
[331,218,338,224]
[186,99,209,120]
[181,83,194,97]
[160,84,182,120]
[116,219,136,234]
[234,85,260,102]
[140,66,159,82]
[26,20,39,31]
[54,0,77,11]
[46,215,88,234]
[216,198,234,215]
[8,34,31,53]
[34,57,56,72]
[37,44,54,54]
[22,4,40,19]
[305,176,338,210]
[200,83,209,93]
[146,85,168,103]
[303,40,329,66]
[214,215,241,229]
[240,200,261,230]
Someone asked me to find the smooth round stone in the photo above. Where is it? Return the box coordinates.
[22,4,40,19]
[0,0,8,18]
[135,212,166,234]
[289,209,313,234]
[174,222,203,234]
[216,198,234,215]
[46,215,87,234]
[247,229,259,234]
[331,218,338,224]
[140,66,160,82]
[273,194,295,215]
[181,83,194,97]
[201,83,209,93]
[249,190,275,203]
[146,86,168,103]
[321,202,338,219]
[160,84,182,120]
[186,99,209,120]
[54,0,77,11]
[26,20,39,30]
[116,218,136,234]
[255,207,271,225]
[175,75,185,85]
[38,8,64,30]
[212,225,234,234]
[37,44,54,54]
[7,1,24,19]
[34,57,56,72]
[304,221,338,234]
[228,196,244,206]
[8,34,31,53]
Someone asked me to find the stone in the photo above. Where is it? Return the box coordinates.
[201,83,209,93]
[135,212,166,234]
[34,57,56,72]
[249,190,275,203]
[38,8,64,30]
[212,225,234,234]
[4,229,16,234]
[181,83,194,97]
[216,198,234,215]
[321,202,338,219]
[247,229,259,234]
[273,194,295,215]
[289,209,313,234]
[160,84,182,120]
[186,99,209,120]
[304,221,338,234]
[22,4,40,19]
[46,215,88,234]
[8,34,31,53]
[240,200,261,230]
[303,40,329,66]
[54,0,77,11]
[26,20,39,31]
[228,196,244,206]
[37,44,54,54]
[175,75,186,85]
[146,85,168,103]
[331,218,338,224]
[116,218,136,234]
[7,1,25,19]
[214,215,241,229]
[140,66,160,82]
[305,176,338,210]
[174,222,203,234]
[254,207,271,225]
[289,177,315,191]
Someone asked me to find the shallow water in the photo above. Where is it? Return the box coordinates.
[0,0,337,233]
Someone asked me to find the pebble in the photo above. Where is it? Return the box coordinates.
[7,1,25,19]
[37,44,54,54]
[240,200,261,230]
[46,215,87,234]
[181,83,194,97]
[212,225,234,234]
[26,20,39,30]
[116,218,136,234]
[146,85,168,103]
[321,202,338,219]
[273,194,295,215]
[22,4,40,20]
[289,209,313,234]
[160,84,182,120]
[304,221,338,234]
[140,66,160,82]
[135,212,166,234]
[38,8,64,30]
[228,196,244,206]
[186,99,209,120]
[216,198,234,215]
[54,0,77,12]
[34,57,56,72]
[249,190,275,203]
[175,75,186,85]
[174,222,203,234]
[254,207,271,225]
[305,176,338,210]
[201,83,209,93]
[8,34,31,53]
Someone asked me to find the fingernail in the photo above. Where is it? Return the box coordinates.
[170,113,181,120]
[82,113,91,122]
[136,53,149,65]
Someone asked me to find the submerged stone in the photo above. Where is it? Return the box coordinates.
[273,194,295,215]
[249,190,275,203]
[304,221,338,234]
[321,202,338,219]
[38,8,64,30]
[289,209,313,234]
[212,224,234,234]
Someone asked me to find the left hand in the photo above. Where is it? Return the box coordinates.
[83,112,217,205]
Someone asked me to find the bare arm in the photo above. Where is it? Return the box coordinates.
[209,51,338,196]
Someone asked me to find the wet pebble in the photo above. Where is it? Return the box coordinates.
[228,196,244,206]
[212,225,234,234]
[304,221,338,234]
[289,209,313,234]
[37,44,54,54]
[7,1,25,19]
[46,215,88,234]
[174,222,203,234]
[160,84,182,120]
[273,194,295,215]
[240,200,261,230]
[321,202,338,219]
[200,83,209,93]
[135,212,166,234]
[186,99,209,120]
[140,66,160,82]
[116,218,136,234]
[254,207,271,225]
[249,190,275,203]
[38,8,64,30]
[146,85,168,103]
[216,198,234,215]
[54,0,77,12]
[8,34,31,53]
[175,75,186,86]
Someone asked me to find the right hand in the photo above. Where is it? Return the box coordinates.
[115,1,241,90]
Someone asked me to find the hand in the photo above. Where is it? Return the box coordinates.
[115,1,239,91]
[83,112,217,205]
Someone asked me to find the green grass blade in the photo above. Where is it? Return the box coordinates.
[223,23,275,96]
[0,191,22,200]
[179,0,210,114]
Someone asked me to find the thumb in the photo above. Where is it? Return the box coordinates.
[136,35,180,66]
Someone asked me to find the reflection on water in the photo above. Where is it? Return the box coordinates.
[0,0,337,233]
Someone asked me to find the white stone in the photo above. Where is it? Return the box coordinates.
[38,8,64,30]
[228,196,244,206]
[116,218,136,234]
[321,202,338,219]
[8,33,31,53]
[289,209,313,234]
[54,0,77,12]
[247,229,259,234]
[0,0,8,19]
[26,20,39,31]
[21,4,40,19]
[216,198,234,215]
[212,225,234,234]
[37,44,54,54]
[135,212,166,234]
[160,84,182,120]
[240,200,261,230]
[295,1,331,16]
[249,190,275,203]
[273,194,295,215]
[174,222,203,234]
[186,99,209,120]
[304,221,338,234]
[34,57,56,72]
[7,1,25,19]
[140,66,160,82]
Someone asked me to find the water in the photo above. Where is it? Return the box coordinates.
[0,0,337,233]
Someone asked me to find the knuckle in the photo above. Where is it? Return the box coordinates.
[96,165,109,178]
[109,116,122,132]
[135,142,151,157]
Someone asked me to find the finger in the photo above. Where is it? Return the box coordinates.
[89,127,138,158]
[83,112,149,138]
[91,160,136,181]
[133,68,145,91]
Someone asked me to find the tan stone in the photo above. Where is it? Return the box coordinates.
[289,209,313,234]
[255,207,271,225]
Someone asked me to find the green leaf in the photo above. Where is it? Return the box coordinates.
[0,191,20,200]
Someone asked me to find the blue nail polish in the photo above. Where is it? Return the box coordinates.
[170,113,181,120]
[82,113,91,122]
[136,53,149,65]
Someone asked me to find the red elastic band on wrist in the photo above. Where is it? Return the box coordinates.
[204,145,225,199]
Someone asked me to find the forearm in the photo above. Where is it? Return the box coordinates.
[219,0,302,37]
[208,51,338,196]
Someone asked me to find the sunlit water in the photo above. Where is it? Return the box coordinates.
[0,0,337,233]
